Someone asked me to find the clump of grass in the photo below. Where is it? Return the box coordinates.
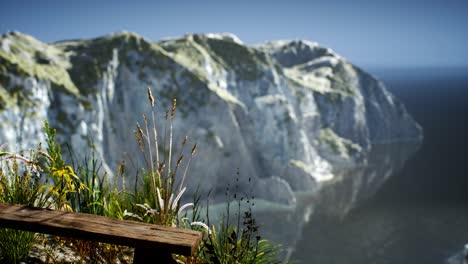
[196,174,286,264]
[125,87,197,228]
[0,229,36,263]
[0,151,38,263]
[69,151,125,218]
[0,143,49,263]
[0,149,46,207]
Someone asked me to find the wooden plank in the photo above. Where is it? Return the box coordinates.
[0,203,201,256]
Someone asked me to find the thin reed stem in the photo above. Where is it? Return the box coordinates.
[161,109,169,194]
[179,144,196,193]
[152,111,160,184]
[142,114,154,175]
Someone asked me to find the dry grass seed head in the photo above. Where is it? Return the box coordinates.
[136,123,144,139]
[133,131,144,152]
[147,86,155,107]
[171,99,176,121]
[191,144,197,156]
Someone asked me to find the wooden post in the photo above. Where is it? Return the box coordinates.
[133,247,177,264]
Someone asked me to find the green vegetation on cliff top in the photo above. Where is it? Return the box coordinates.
[0,32,176,100]
[0,32,79,98]
[55,32,176,96]
[161,34,269,81]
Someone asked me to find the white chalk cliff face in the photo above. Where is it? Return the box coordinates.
[0,31,422,255]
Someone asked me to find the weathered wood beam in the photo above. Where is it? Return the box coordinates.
[0,203,201,261]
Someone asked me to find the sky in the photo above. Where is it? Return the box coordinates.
[0,0,467,68]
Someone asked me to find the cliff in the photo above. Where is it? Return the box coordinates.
[0,31,422,206]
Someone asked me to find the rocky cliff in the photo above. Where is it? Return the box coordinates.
[0,31,422,206]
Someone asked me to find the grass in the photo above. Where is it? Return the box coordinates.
[0,146,50,263]
[0,33,80,97]
[0,229,36,263]
[195,174,288,264]
[0,87,289,263]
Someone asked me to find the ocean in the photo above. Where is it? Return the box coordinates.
[291,67,468,263]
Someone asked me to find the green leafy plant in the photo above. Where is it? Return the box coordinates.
[40,121,88,212]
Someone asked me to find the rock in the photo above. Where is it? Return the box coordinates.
[0,31,422,207]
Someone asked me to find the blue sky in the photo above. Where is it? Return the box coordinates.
[1,0,467,68]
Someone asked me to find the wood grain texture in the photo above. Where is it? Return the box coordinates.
[0,203,201,256]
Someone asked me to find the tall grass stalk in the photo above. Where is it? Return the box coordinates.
[127,87,196,227]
